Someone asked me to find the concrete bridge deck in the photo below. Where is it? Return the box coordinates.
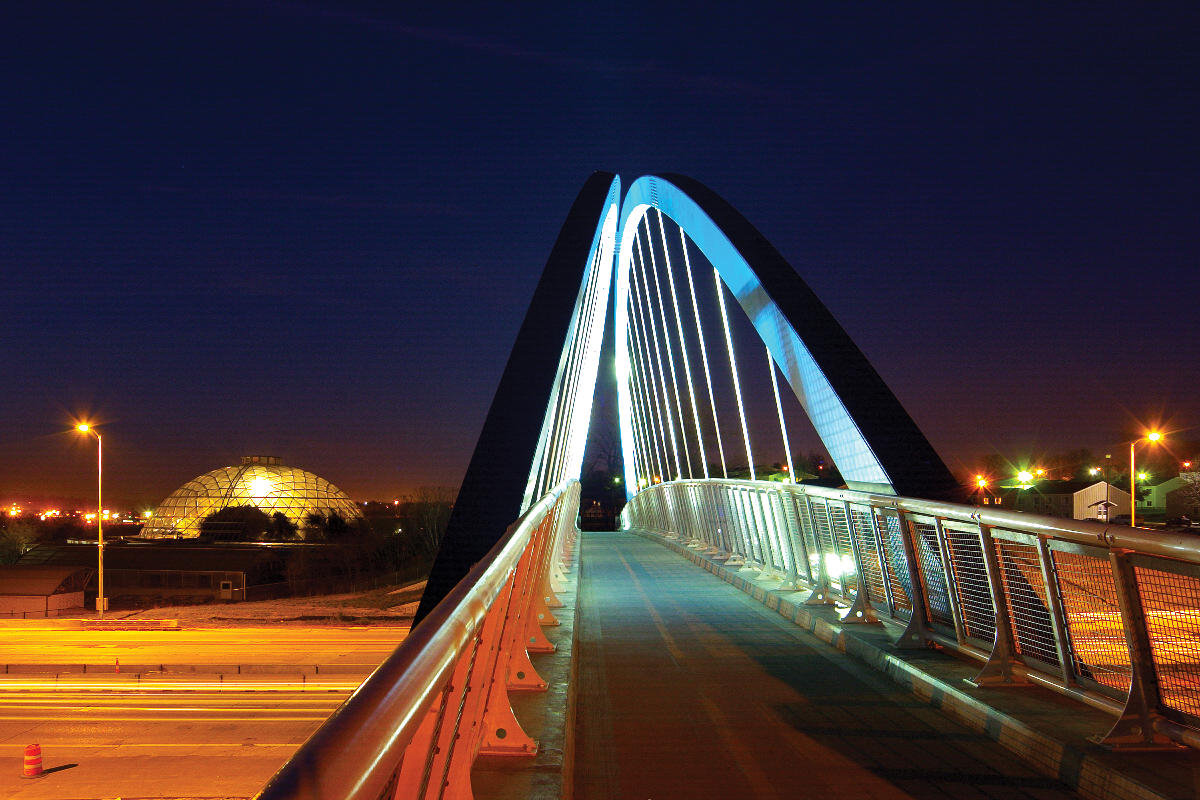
[573,530,1078,799]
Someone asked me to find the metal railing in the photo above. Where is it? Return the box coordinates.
[254,480,580,800]
[623,478,1200,749]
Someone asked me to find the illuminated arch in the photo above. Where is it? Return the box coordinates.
[615,174,956,499]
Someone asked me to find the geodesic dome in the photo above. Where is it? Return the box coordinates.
[140,456,363,538]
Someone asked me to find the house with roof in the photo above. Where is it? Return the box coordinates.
[0,565,93,618]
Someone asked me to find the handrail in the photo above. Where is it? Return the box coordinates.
[254,480,580,800]
[624,478,1200,750]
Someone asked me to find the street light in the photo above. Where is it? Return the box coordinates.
[75,423,105,617]
[1130,430,1163,528]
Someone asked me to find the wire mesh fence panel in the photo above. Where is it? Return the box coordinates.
[740,491,766,565]
[794,494,822,580]
[759,492,787,572]
[876,511,914,620]
[849,507,886,609]
[993,537,1060,670]
[1049,546,1131,697]
[1133,561,1200,724]
[809,500,846,597]
[828,504,859,595]
[909,518,954,631]
[943,525,996,647]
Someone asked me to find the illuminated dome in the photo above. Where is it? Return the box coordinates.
[141,456,363,538]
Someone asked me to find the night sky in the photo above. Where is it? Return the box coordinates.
[2,3,1198,510]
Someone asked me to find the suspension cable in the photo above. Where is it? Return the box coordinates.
[628,333,658,486]
[715,268,755,480]
[634,228,682,479]
[766,345,795,483]
[642,215,692,479]
[680,229,725,478]
[629,259,671,481]
[656,210,706,479]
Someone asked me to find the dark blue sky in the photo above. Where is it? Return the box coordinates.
[2,2,1198,508]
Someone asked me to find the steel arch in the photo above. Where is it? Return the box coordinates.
[615,174,956,500]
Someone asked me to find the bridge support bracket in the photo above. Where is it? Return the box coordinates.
[479,696,539,757]
[838,588,880,625]
[802,586,837,606]
[965,655,1030,687]
[891,614,931,650]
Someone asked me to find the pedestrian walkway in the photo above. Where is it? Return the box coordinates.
[573,530,1078,799]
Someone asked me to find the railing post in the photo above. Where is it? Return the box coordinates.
[719,487,747,566]
[752,490,785,582]
[783,487,813,585]
[966,524,1028,686]
[801,495,835,606]
[1092,549,1179,749]
[701,485,723,556]
[1035,537,1076,689]
[475,572,539,759]
[865,505,896,615]
[892,510,932,649]
[838,501,879,625]
[774,488,804,591]
[932,517,968,646]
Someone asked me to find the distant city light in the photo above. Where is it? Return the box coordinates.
[1137,471,1149,481]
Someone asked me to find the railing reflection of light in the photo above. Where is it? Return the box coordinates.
[625,478,1200,751]
[254,481,580,800]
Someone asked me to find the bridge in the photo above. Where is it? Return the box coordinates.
[252,173,1200,799]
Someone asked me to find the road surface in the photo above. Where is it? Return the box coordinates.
[0,625,409,671]
[0,623,408,798]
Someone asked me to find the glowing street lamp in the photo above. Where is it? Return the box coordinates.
[75,423,106,617]
[1016,470,1034,486]
[1130,431,1163,528]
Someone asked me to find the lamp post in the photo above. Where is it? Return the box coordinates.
[1130,431,1163,528]
[75,423,105,617]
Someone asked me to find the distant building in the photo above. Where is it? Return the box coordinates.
[0,565,92,618]
[1156,473,1200,521]
[992,480,1130,522]
[19,542,286,604]
[141,456,363,539]
[1074,481,1131,522]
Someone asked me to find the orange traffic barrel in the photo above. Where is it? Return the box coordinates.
[22,743,43,778]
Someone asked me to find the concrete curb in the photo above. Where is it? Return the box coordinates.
[633,529,1176,800]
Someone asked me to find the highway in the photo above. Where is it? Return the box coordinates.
[0,625,409,671]
[0,624,408,798]
[0,682,355,799]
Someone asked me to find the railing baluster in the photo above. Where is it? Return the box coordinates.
[1094,550,1177,749]
[839,500,879,625]
[865,505,896,616]
[967,524,1027,686]
[1035,535,1076,689]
